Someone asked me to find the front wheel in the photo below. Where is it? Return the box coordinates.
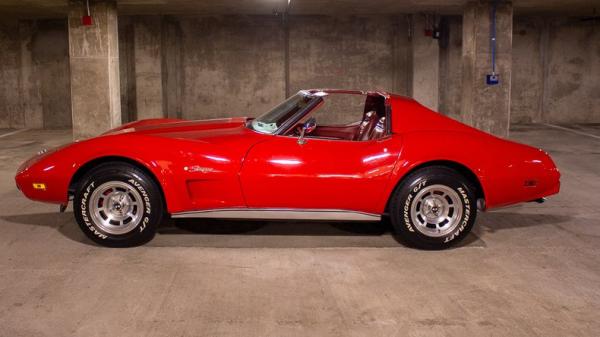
[389,166,477,249]
[73,162,164,247]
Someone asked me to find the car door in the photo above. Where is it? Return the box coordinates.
[239,135,402,214]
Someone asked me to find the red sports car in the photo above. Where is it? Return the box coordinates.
[15,89,560,249]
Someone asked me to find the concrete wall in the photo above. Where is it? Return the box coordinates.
[32,20,71,128]
[288,15,399,124]
[511,17,544,123]
[133,16,163,119]
[0,19,21,128]
[116,14,408,123]
[440,15,600,125]
[1,14,599,129]
[162,17,183,119]
[511,16,600,124]
[0,18,71,129]
[411,15,439,111]
[179,15,285,119]
[543,18,600,123]
[18,20,43,129]
[118,16,136,123]
[438,16,463,121]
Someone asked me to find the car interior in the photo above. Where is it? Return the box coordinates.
[289,93,388,141]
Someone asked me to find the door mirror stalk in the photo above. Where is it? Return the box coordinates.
[297,117,316,145]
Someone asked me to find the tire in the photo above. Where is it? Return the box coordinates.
[389,166,477,249]
[73,162,164,247]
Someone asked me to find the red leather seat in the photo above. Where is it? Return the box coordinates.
[355,111,378,141]
[369,116,386,140]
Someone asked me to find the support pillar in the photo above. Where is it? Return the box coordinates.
[461,1,513,137]
[68,0,121,139]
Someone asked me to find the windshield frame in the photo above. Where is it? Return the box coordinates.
[247,91,321,135]
[273,97,323,135]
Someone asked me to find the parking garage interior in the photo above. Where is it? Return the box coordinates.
[0,0,599,336]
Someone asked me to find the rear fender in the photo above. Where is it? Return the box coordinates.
[380,131,490,212]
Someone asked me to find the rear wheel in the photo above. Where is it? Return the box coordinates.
[389,166,477,249]
[73,162,164,247]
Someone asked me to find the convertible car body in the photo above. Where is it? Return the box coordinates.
[15,89,560,248]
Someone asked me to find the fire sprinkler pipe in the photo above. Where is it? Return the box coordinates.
[490,0,497,76]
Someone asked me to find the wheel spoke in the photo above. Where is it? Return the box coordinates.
[89,181,145,235]
[409,184,464,238]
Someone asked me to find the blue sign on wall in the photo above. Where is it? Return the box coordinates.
[486,74,499,85]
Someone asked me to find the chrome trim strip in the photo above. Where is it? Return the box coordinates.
[171,208,381,221]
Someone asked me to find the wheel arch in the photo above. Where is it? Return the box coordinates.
[68,156,168,211]
[385,160,486,212]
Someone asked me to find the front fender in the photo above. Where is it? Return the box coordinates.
[15,133,238,213]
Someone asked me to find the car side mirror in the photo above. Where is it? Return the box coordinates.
[297,117,316,145]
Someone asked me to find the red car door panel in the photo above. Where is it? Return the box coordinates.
[239,135,402,214]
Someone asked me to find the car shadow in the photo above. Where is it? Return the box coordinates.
[156,218,406,248]
[166,218,390,236]
[1,211,89,245]
[163,218,488,248]
[475,210,572,234]
[1,210,570,249]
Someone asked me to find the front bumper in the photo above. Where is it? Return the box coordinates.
[15,146,71,205]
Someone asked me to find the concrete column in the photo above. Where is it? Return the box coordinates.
[133,16,164,119]
[68,0,121,139]
[461,1,513,137]
[411,15,439,111]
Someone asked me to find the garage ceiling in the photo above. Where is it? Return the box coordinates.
[0,0,598,17]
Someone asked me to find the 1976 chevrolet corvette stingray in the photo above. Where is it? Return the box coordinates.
[16,89,560,249]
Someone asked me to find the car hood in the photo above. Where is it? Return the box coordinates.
[103,117,255,140]
[106,117,249,137]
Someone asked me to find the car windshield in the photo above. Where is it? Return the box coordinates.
[249,91,315,134]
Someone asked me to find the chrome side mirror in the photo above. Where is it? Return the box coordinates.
[297,117,316,145]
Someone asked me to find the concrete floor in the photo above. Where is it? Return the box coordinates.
[0,124,599,336]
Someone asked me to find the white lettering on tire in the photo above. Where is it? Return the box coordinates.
[128,179,151,233]
[403,179,472,244]
[443,186,471,243]
[403,179,427,232]
[80,181,108,239]
[81,177,153,238]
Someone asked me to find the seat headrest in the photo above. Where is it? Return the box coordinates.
[363,111,376,120]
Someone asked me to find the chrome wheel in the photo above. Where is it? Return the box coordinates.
[409,184,463,237]
[88,181,144,235]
